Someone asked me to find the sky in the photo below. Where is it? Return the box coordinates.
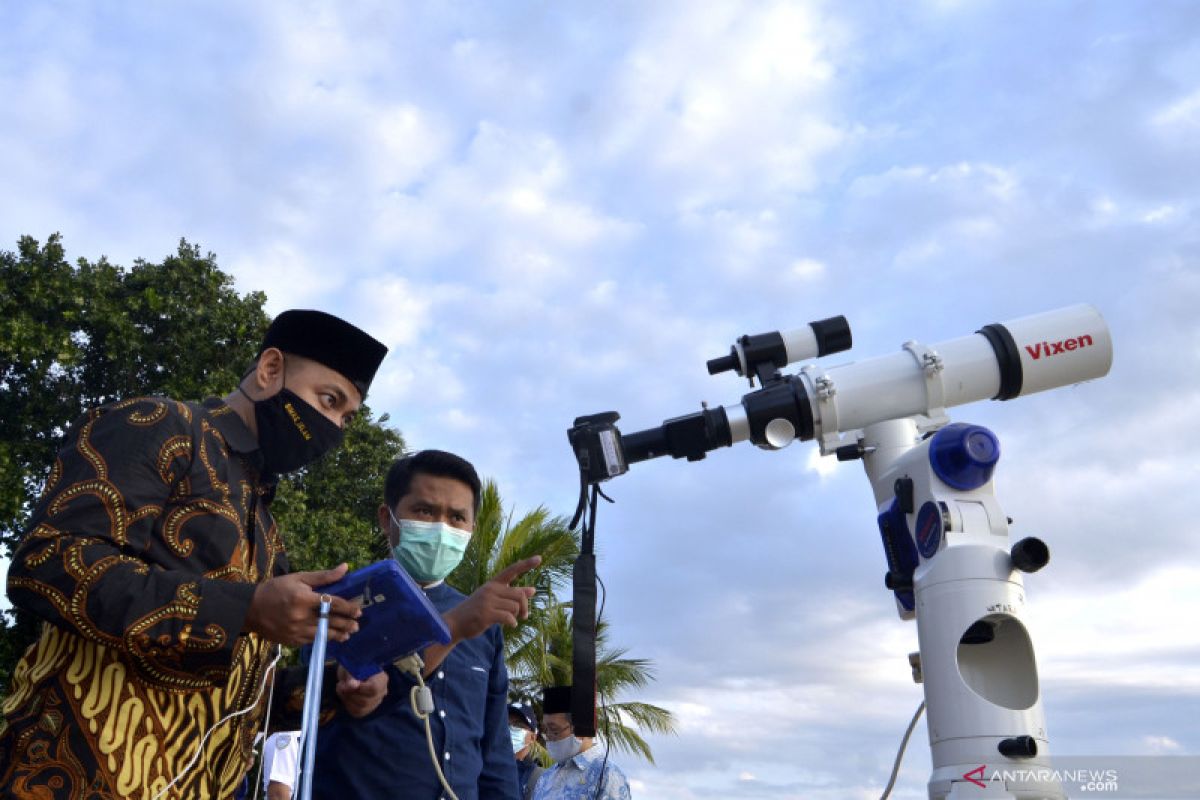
[2,1,1199,797]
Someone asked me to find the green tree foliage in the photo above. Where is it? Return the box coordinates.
[0,233,271,558]
[450,480,580,615]
[271,407,406,574]
[0,233,271,690]
[448,484,676,763]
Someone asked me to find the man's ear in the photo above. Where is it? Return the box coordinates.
[252,347,286,397]
[379,504,397,547]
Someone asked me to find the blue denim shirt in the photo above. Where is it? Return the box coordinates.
[312,582,519,800]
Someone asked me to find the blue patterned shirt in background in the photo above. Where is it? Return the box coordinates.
[531,746,631,800]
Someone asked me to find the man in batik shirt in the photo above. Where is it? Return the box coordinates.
[532,686,631,800]
[1,309,388,799]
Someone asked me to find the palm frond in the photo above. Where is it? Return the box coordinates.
[441,479,677,764]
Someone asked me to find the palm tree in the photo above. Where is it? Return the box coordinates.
[447,480,580,637]
[447,480,676,763]
[511,600,676,764]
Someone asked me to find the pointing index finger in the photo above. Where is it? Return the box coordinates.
[491,555,542,586]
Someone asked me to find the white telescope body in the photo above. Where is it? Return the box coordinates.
[719,304,1113,454]
[589,303,1113,799]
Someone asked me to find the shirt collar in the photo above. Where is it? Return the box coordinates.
[567,744,606,769]
[202,397,260,455]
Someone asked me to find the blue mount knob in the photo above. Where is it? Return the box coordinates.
[929,423,1000,490]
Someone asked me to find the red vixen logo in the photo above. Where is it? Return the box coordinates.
[1024,333,1094,360]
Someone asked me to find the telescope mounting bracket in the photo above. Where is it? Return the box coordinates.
[903,339,950,434]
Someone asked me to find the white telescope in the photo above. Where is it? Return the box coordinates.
[569,302,1114,799]
[619,304,1113,464]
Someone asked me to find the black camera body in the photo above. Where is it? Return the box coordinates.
[567,411,628,483]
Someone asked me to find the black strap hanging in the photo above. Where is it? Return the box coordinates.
[570,484,599,737]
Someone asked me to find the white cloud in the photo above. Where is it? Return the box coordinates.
[228,242,345,312]
[600,0,847,206]
[1142,735,1183,754]
[790,257,827,281]
[438,407,481,432]
[1034,566,1200,691]
[1152,88,1200,130]
[1141,204,1180,223]
[349,275,431,350]
[369,104,453,191]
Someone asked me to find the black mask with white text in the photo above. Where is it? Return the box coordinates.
[253,387,344,475]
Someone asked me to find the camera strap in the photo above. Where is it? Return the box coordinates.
[570,484,599,737]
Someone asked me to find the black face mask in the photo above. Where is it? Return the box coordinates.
[252,387,344,475]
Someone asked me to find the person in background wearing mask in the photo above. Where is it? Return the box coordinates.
[509,702,545,800]
[312,450,539,799]
[1,310,391,799]
[533,686,631,800]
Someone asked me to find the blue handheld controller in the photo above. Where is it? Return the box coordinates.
[318,560,452,680]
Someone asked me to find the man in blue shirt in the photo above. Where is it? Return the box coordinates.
[533,686,631,800]
[313,450,537,799]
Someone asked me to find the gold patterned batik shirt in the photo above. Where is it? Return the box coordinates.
[1,396,289,799]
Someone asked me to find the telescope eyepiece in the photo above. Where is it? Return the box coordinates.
[706,351,740,376]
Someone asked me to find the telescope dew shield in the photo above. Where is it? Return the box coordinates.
[982,304,1114,400]
[800,304,1113,443]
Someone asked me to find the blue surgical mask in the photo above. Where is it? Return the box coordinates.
[546,735,582,763]
[510,726,529,753]
[389,512,471,583]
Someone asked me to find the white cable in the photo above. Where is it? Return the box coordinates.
[249,645,282,800]
[152,645,284,800]
[398,654,461,800]
[879,700,925,800]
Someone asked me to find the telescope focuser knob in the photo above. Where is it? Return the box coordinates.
[836,444,865,461]
[1011,537,1050,573]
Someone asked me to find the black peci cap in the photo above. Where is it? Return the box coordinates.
[542,685,573,716]
[259,309,388,399]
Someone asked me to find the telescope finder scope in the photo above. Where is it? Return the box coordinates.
[707,315,852,385]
